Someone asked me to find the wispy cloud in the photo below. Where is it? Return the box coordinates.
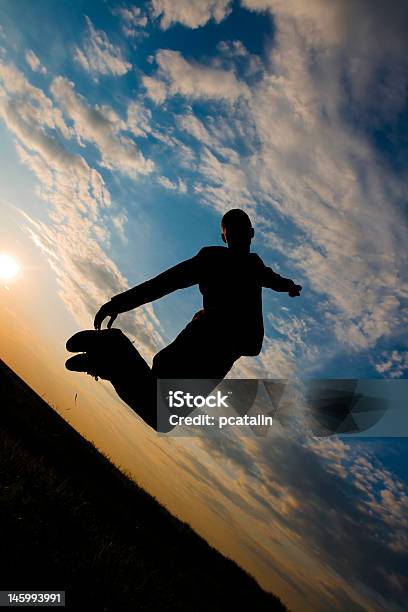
[112,5,148,38]
[74,16,131,78]
[374,350,408,379]
[51,76,154,177]
[141,75,167,104]
[157,175,187,193]
[25,50,47,74]
[150,0,232,30]
[147,49,250,102]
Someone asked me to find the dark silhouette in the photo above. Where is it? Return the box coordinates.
[66,209,302,430]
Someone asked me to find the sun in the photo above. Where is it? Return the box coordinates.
[0,253,21,282]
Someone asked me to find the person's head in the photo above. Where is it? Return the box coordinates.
[221,209,254,252]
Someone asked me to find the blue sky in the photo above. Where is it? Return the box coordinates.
[1,1,408,610]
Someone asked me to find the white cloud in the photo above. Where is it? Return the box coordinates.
[230,335,296,378]
[374,350,408,378]
[217,40,248,58]
[113,6,148,38]
[25,50,47,74]
[195,146,254,213]
[112,211,128,243]
[177,109,248,165]
[150,128,197,169]
[0,62,70,139]
[157,175,187,193]
[177,111,213,147]
[217,40,264,78]
[126,101,152,137]
[142,75,167,104]
[74,16,131,78]
[151,0,232,29]
[152,49,250,102]
[230,312,318,379]
[51,76,154,177]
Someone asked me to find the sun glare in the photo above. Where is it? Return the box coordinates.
[0,253,21,282]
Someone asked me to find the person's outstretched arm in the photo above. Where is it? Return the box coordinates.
[94,251,202,329]
[259,260,302,297]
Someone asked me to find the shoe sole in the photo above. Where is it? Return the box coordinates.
[65,354,106,380]
[65,351,117,381]
[65,354,90,372]
[66,328,122,353]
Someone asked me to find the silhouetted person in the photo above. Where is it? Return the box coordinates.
[66,209,302,430]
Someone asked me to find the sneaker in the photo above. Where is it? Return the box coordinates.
[66,328,122,354]
[65,353,101,380]
[65,353,117,381]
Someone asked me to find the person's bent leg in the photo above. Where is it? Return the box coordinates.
[66,328,160,430]
[109,372,158,430]
[95,331,159,429]
[151,323,241,432]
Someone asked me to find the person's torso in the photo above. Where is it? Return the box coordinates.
[194,246,265,356]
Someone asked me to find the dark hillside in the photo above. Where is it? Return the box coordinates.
[0,358,286,611]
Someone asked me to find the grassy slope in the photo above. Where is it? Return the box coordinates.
[0,359,287,611]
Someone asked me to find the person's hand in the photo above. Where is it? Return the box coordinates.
[94,301,118,330]
[288,283,302,298]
